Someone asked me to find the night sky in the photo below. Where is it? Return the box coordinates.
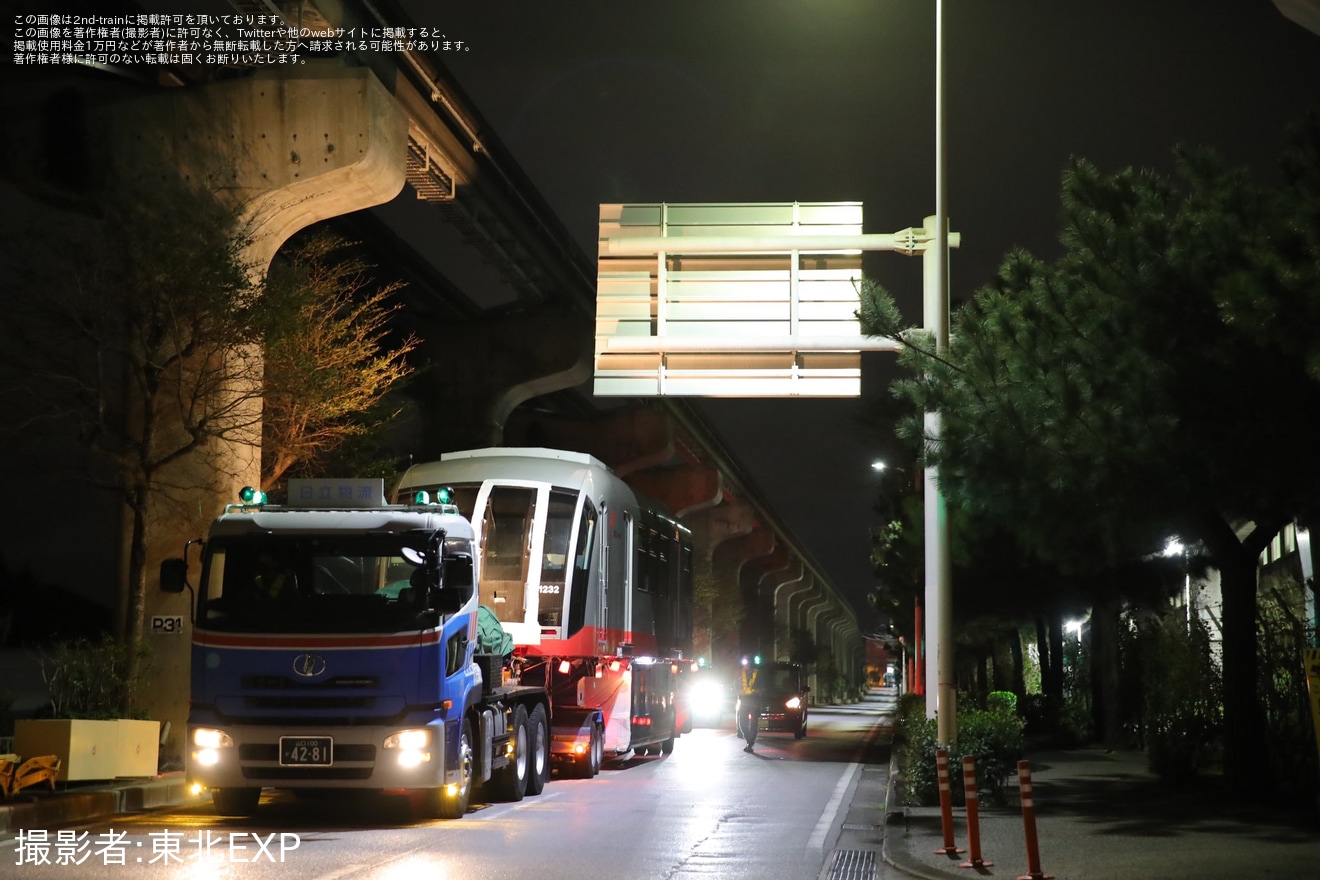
[408,1,1320,625]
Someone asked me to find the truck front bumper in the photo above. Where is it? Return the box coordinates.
[187,720,455,791]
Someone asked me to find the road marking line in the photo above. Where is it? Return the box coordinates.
[806,712,888,852]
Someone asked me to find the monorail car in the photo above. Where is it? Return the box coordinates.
[395,448,695,758]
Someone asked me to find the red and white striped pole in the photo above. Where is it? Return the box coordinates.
[959,755,992,869]
[1017,760,1052,880]
[934,749,964,856]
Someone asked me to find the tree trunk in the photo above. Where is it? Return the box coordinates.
[123,484,151,711]
[975,651,989,703]
[1009,627,1027,701]
[1035,614,1053,697]
[1090,591,1123,749]
[1218,547,1264,794]
[992,635,1013,693]
[1048,607,1066,703]
[1198,510,1284,796]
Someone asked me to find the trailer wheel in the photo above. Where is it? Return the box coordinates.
[526,703,550,795]
[211,787,260,817]
[431,718,474,820]
[491,705,529,802]
[589,724,603,776]
[567,723,601,779]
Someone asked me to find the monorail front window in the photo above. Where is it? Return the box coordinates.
[566,499,598,636]
[481,486,537,624]
[537,490,577,627]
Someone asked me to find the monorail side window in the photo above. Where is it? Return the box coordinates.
[537,490,577,627]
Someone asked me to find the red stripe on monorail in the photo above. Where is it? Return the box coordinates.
[521,627,661,658]
[193,629,442,650]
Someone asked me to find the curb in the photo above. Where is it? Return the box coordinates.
[880,756,963,880]
[0,779,195,837]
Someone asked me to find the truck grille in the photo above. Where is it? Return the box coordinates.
[242,767,375,781]
[244,695,378,710]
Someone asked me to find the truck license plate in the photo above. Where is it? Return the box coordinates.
[279,736,332,766]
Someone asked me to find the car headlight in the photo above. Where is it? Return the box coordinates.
[689,682,724,714]
[785,696,802,710]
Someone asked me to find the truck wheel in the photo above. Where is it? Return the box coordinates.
[526,704,550,795]
[660,709,676,754]
[432,719,474,819]
[589,725,603,776]
[491,704,529,802]
[212,787,260,817]
[570,724,601,778]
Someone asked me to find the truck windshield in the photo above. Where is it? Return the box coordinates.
[196,534,467,633]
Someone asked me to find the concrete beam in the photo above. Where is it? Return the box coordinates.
[772,563,807,660]
[409,309,592,451]
[745,545,792,658]
[505,406,675,478]
[683,501,756,566]
[712,522,770,659]
[626,464,723,519]
[111,63,407,270]
[682,500,755,664]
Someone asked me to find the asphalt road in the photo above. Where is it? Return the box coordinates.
[4,700,893,880]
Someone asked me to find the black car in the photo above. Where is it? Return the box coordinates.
[745,661,809,739]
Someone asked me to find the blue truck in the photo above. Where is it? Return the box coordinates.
[160,477,586,819]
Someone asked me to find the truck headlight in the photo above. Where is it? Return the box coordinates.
[383,729,431,750]
[192,728,233,767]
[384,729,432,767]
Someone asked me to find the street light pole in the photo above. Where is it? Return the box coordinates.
[924,0,956,745]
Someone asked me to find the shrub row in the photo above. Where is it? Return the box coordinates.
[893,691,1026,806]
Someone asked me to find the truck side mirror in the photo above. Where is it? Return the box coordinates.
[428,588,465,613]
[160,558,188,594]
[444,556,474,589]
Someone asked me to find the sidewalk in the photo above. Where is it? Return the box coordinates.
[883,747,1320,880]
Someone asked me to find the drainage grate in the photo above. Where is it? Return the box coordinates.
[828,849,877,880]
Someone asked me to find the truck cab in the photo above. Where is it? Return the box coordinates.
[161,479,539,819]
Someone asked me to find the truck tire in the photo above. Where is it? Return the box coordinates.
[589,724,603,776]
[491,704,529,802]
[432,718,474,820]
[565,722,600,779]
[526,703,550,795]
[212,787,260,817]
[660,709,676,754]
